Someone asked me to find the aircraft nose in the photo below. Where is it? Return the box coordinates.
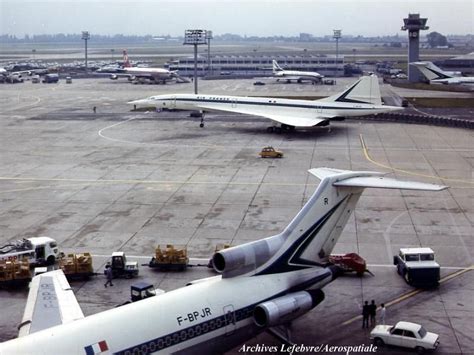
[127,98,152,106]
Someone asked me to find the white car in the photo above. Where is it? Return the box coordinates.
[370,321,439,354]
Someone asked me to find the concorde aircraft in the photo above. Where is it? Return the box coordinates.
[272,60,324,83]
[129,74,402,131]
[0,168,446,354]
[410,61,474,85]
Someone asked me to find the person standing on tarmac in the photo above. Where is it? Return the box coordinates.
[104,264,114,287]
[362,301,370,329]
[369,300,377,326]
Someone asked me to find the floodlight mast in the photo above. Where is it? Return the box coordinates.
[184,29,208,94]
[333,30,341,77]
[82,31,90,73]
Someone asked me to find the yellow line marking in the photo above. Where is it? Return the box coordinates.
[359,134,473,185]
[341,264,474,326]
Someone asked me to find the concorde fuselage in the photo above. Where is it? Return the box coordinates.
[0,267,333,354]
[141,94,400,120]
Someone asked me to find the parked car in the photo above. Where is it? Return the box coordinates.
[370,321,440,354]
[65,76,72,84]
[253,81,265,86]
[259,146,283,158]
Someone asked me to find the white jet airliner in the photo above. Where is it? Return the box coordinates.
[0,167,446,354]
[410,61,474,85]
[97,50,187,84]
[129,74,402,131]
[272,60,324,83]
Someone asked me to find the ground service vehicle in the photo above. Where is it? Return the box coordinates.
[59,253,94,280]
[0,237,59,266]
[42,73,59,83]
[0,259,31,288]
[107,252,139,278]
[328,253,372,276]
[371,321,440,354]
[149,245,188,271]
[65,76,72,83]
[393,248,440,287]
[259,146,283,158]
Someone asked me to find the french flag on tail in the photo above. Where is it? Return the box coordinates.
[84,340,109,355]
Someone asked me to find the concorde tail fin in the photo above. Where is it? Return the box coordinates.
[321,74,382,106]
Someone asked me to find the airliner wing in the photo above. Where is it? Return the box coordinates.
[196,103,330,127]
[18,270,84,337]
[259,113,328,127]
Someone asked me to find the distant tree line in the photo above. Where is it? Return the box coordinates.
[0,33,158,43]
[0,32,470,45]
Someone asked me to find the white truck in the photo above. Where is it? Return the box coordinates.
[393,247,440,287]
[0,237,60,266]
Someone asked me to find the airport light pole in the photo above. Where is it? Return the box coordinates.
[206,30,213,76]
[184,29,208,94]
[82,31,90,73]
[333,30,341,77]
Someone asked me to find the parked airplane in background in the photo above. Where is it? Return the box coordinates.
[96,50,188,84]
[410,61,474,85]
[0,167,447,354]
[129,74,402,131]
[272,60,324,83]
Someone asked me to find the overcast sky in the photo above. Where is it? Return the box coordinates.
[1,0,473,37]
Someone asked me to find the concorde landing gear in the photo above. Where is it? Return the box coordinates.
[190,111,205,127]
[266,124,295,134]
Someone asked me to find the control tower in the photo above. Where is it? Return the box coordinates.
[402,14,429,82]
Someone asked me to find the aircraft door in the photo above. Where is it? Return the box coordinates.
[223,304,236,336]
[231,100,237,108]
[316,105,323,114]
[172,96,176,109]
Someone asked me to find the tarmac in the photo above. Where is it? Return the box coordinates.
[0,77,473,354]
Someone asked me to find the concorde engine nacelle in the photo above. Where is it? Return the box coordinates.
[253,289,325,328]
[110,74,118,80]
[212,234,285,278]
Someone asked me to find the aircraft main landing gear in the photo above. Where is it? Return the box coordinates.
[200,113,205,128]
[267,124,295,133]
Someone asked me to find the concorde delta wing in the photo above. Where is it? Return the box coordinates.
[194,102,332,127]
[18,270,84,337]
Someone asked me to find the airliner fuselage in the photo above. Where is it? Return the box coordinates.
[0,268,333,354]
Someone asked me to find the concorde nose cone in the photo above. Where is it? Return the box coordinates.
[127,98,152,105]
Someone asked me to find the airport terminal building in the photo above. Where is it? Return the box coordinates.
[166,54,345,77]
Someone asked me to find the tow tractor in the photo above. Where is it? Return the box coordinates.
[106,252,139,279]
[117,281,165,307]
[0,237,60,266]
[328,253,373,276]
[394,248,440,287]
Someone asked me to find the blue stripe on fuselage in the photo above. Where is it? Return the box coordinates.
[160,97,373,111]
